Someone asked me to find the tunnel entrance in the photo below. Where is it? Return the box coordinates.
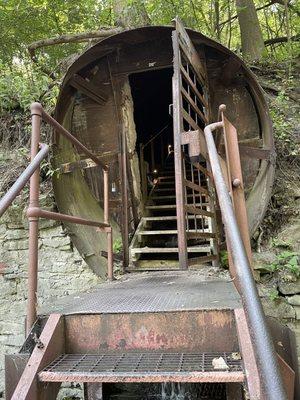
[128,67,214,268]
[129,67,174,182]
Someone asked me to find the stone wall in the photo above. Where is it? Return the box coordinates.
[0,200,102,397]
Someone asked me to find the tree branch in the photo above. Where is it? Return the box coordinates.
[264,34,300,45]
[27,27,123,59]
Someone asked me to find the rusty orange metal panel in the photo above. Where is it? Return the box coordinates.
[65,310,238,353]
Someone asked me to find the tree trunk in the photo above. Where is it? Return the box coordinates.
[113,0,151,28]
[236,0,266,61]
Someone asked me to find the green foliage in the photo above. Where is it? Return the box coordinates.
[0,0,298,114]
[0,62,58,112]
[113,238,123,253]
[220,250,229,269]
[268,288,279,301]
[265,250,300,278]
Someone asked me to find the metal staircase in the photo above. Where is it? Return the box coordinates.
[129,155,216,270]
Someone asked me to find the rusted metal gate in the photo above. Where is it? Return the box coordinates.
[172,18,218,269]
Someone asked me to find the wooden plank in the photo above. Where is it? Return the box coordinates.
[184,179,209,195]
[185,205,214,218]
[11,314,64,400]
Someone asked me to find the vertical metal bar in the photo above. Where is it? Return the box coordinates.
[103,169,113,281]
[139,144,147,201]
[103,169,109,225]
[107,228,113,281]
[160,135,164,167]
[150,140,155,171]
[121,137,129,271]
[172,31,188,269]
[221,108,252,266]
[26,102,42,335]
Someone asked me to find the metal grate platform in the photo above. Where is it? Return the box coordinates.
[39,352,244,383]
[40,271,241,316]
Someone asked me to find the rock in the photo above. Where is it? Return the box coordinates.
[5,229,28,240]
[252,251,277,272]
[41,236,71,249]
[261,298,296,320]
[276,219,300,252]
[257,282,278,298]
[295,307,300,320]
[287,295,300,306]
[278,278,300,295]
[3,239,28,251]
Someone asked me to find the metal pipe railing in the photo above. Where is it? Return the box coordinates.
[204,121,287,399]
[0,144,49,218]
[0,102,114,335]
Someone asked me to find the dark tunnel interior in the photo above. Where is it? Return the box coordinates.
[129,67,174,174]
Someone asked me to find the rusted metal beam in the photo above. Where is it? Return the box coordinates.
[221,107,252,269]
[183,179,209,195]
[235,308,261,399]
[69,74,108,104]
[277,354,295,400]
[5,354,30,400]
[41,106,108,172]
[11,314,64,400]
[27,207,110,230]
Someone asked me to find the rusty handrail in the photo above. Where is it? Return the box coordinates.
[0,103,113,335]
[204,117,287,399]
[25,103,114,334]
[32,103,108,171]
[0,143,49,218]
[141,123,170,150]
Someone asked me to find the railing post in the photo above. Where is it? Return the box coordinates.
[104,168,113,280]
[26,103,42,335]
[220,105,252,267]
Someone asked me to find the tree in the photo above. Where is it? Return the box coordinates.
[235,0,266,61]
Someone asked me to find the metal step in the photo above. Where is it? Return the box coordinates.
[138,230,214,237]
[131,245,211,254]
[142,215,208,221]
[39,352,244,383]
[150,194,208,200]
[146,204,208,210]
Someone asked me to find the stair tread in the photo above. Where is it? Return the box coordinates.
[138,229,211,235]
[142,216,208,221]
[146,204,209,209]
[150,194,208,200]
[39,352,244,383]
[131,246,211,253]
